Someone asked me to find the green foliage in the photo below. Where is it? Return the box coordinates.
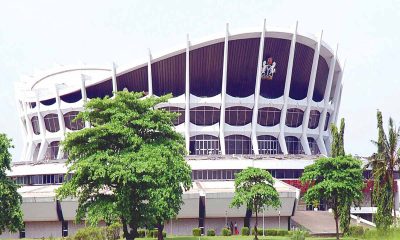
[241,227,250,236]
[230,167,280,240]
[0,133,23,234]
[74,226,105,240]
[137,229,146,238]
[251,228,263,235]
[277,229,289,236]
[331,118,351,234]
[206,229,215,236]
[290,230,307,240]
[56,92,192,240]
[347,225,365,237]
[369,110,400,229]
[221,228,231,236]
[192,228,201,236]
[301,155,364,240]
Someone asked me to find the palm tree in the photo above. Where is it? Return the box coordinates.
[370,110,400,227]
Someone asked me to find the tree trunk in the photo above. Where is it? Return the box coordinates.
[122,218,134,240]
[392,172,397,226]
[334,213,340,240]
[157,222,164,240]
[254,206,258,240]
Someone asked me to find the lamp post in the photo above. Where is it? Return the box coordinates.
[278,211,281,229]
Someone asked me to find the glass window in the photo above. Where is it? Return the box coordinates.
[31,116,40,135]
[257,107,281,126]
[64,111,84,130]
[225,135,252,155]
[160,107,185,126]
[258,135,282,154]
[285,108,304,128]
[189,135,220,155]
[225,107,252,126]
[308,110,320,129]
[44,114,60,132]
[307,137,320,155]
[324,112,331,131]
[285,136,304,154]
[44,141,59,160]
[33,143,41,161]
[190,106,220,126]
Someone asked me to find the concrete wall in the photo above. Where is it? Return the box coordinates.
[25,221,62,238]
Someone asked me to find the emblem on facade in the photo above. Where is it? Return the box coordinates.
[261,57,276,80]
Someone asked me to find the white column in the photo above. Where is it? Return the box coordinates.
[80,74,90,128]
[185,35,191,153]
[147,49,153,96]
[251,19,266,155]
[219,23,229,155]
[318,44,338,156]
[22,102,33,161]
[16,99,28,161]
[54,85,66,159]
[35,92,47,161]
[332,61,345,125]
[111,62,118,95]
[333,85,343,125]
[300,30,323,155]
[278,21,298,155]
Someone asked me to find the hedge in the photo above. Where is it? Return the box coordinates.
[241,227,250,236]
[192,228,201,236]
[221,228,231,236]
[207,229,216,236]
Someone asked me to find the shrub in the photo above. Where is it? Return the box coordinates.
[266,229,277,236]
[137,229,146,238]
[206,229,216,236]
[276,229,288,236]
[348,225,364,237]
[150,229,166,238]
[290,230,307,240]
[221,228,231,236]
[105,222,121,240]
[251,228,263,236]
[192,228,201,236]
[74,226,105,240]
[241,227,250,236]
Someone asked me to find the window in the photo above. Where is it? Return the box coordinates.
[64,111,84,130]
[257,107,281,126]
[33,143,41,161]
[324,112,331,131]
[160,107,185,126]
[189,135,220,155]
[225,135,252,155]
[44,141,59,160]
[44,114,60,132]
[225,107,252,126]
[285,136,304,154]
[190,106,220,125]
[285,108,304,128]
[258,135,282,154]
[308,110,320,129]
[307,137,320,155]
[31,116,40,135]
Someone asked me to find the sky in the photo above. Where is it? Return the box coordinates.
[0,0,399,161]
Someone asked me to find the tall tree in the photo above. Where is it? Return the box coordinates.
[301,156,364,240]
[0,133,24,235]
[56,91,192,240]
[370,110,400,229]
[331,119,351,234]
[230,167,281,240]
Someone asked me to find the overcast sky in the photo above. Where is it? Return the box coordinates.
[1,0,399,161]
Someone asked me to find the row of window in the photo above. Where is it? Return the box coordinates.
[29,108,330,135]
[31,111,84,135]
[162,107,330,129]
[13,173,73,185]
[191,169,304,181]
[189,134,320,155]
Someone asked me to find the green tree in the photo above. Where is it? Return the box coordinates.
[301,156,364,240]
[330,119,351,234]
[369,110,400,229]
[230,167,280,240]
[56,91,192,240]
[0,133,24,234]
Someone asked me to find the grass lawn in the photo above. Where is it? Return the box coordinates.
[163,237,358,240]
